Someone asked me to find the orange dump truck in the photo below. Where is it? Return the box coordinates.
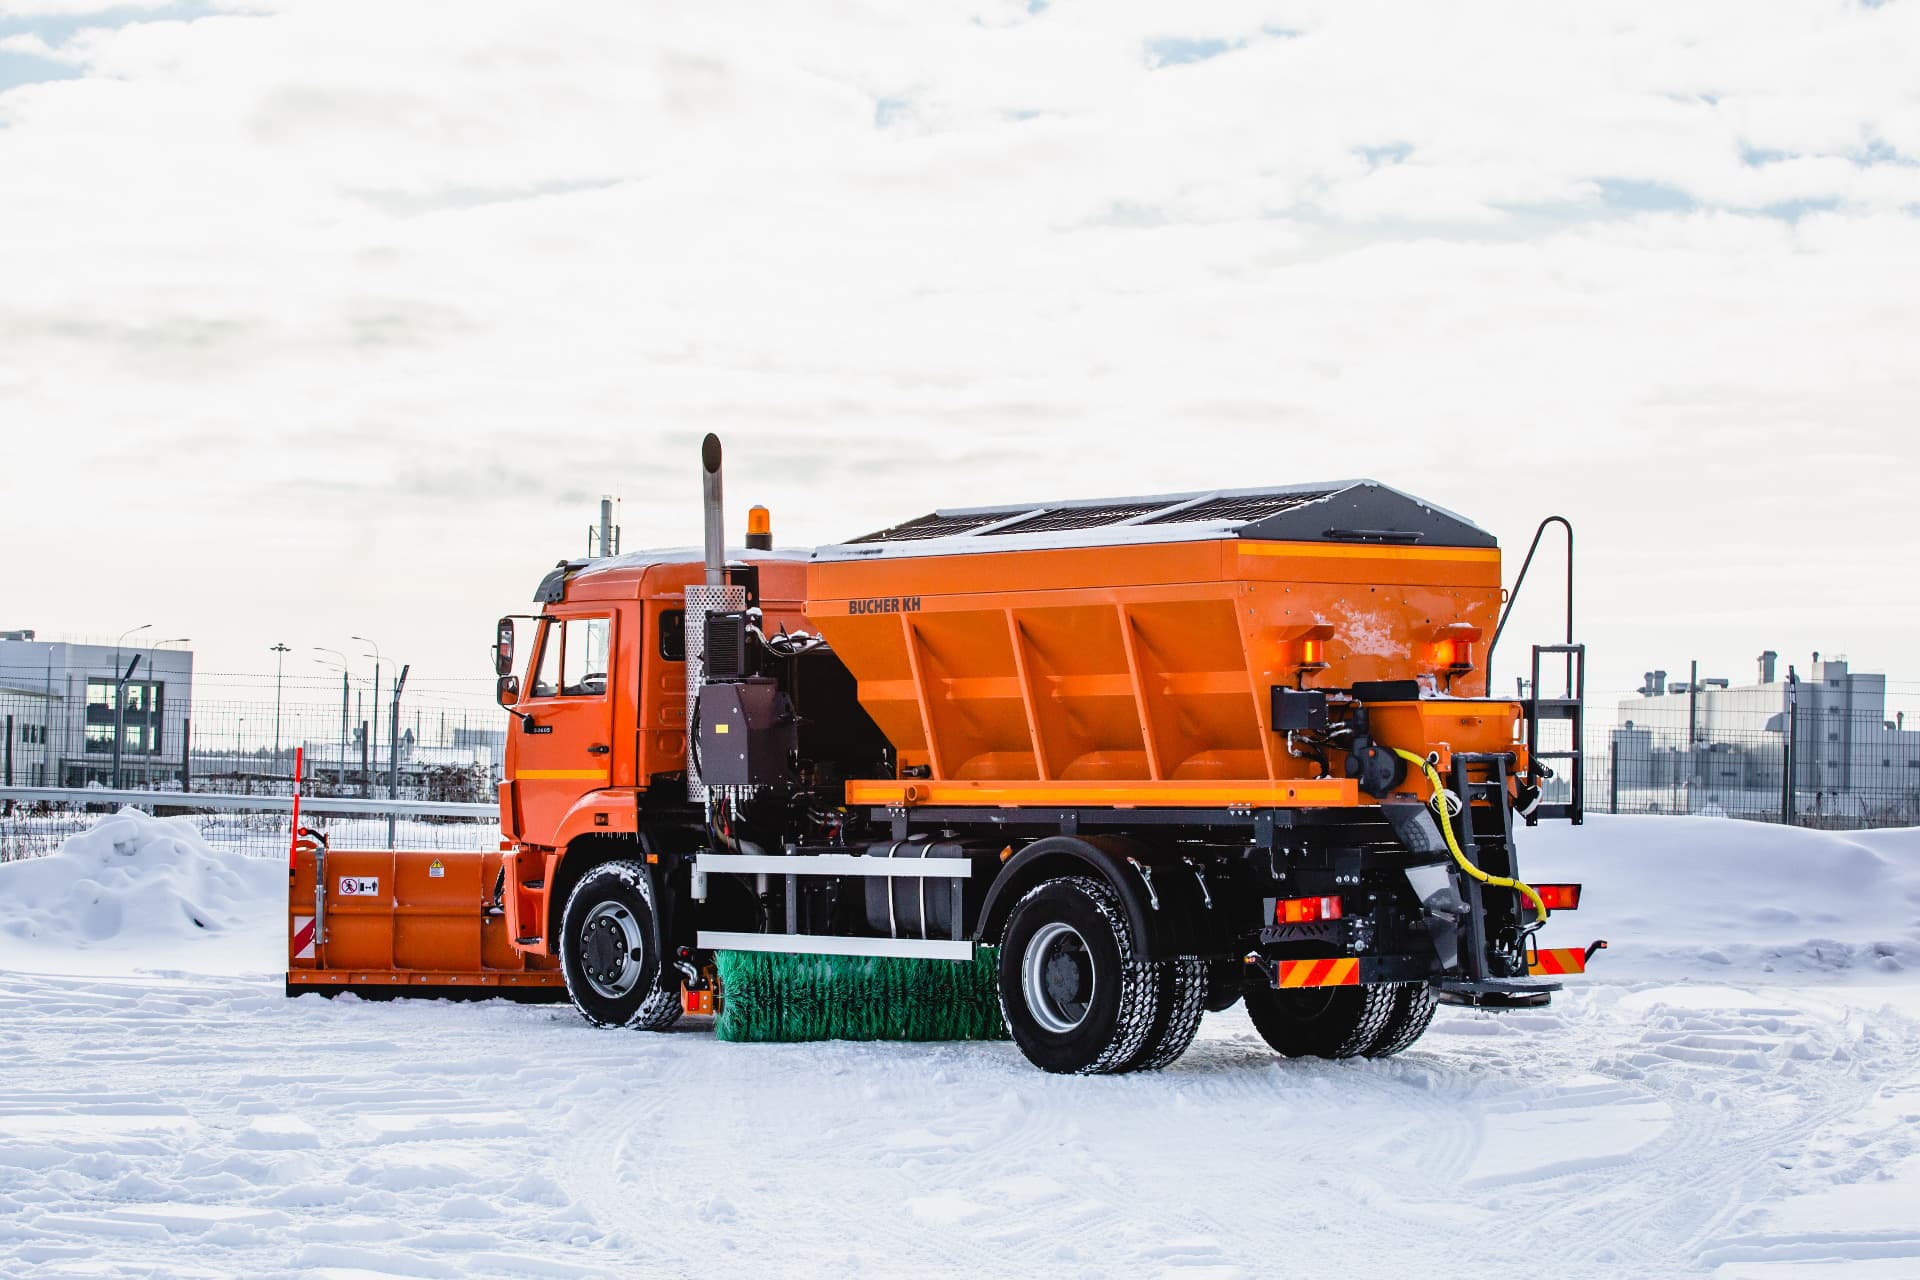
[289,436,1597,1074]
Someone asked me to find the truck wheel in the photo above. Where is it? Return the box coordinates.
[1242,975,1397,1060]
[997,876,1159,1075]
[1124,957,1209,1072]
[1363,983,1437,1058]
[560,860,668,1029]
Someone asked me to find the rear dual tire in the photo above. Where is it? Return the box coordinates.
[996,875,1208,1075]
[1242,977,1436,1060]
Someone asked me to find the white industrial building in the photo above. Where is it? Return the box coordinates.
[0,631,196,787]
[1612,651,1920,822]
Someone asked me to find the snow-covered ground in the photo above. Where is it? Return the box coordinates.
[2,810,1918,1278]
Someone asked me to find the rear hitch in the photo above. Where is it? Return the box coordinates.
[1434,976,1559,1009]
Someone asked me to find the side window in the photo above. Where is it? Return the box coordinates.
[560,617,611,697]
[659,609,686,662]
[529,621,562,698]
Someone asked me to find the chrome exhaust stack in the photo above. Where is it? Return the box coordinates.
[688,434,745,801]
[702,433,725,588]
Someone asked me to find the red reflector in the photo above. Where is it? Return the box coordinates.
[1533,883,1581,911]
[1276,895,1343,924]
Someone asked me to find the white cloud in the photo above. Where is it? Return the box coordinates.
[0,0,172,14]
[0,0,1916,695]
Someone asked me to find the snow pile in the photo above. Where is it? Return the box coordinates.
[0,807,283,960]
[1526,814,1920,980]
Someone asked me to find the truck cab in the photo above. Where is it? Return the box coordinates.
[493,549,812,957]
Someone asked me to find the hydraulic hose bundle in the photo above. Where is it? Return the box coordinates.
[1388,748,1548,926]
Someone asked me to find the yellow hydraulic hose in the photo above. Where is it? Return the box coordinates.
[1389,747,1548,925]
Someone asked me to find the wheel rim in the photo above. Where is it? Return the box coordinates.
[1022,920,1095,1034]
[579,901,644,1000]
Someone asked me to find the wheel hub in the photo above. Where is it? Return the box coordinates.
[578,902,643,1000]
[1022,921,1094,1035]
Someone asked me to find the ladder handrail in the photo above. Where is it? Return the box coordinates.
[1488,515,1573,694]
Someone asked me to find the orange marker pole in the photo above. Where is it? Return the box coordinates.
[289,745,304,870]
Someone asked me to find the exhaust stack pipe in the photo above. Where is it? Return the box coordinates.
[702,433,725,587]
[687,434,746,803]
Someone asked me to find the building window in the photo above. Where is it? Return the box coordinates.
[83,678,164,754]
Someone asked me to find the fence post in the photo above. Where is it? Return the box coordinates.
[1609,736,1618,814]
[1782,678,1798,826]
[182,718,193,792]
[5,714,12,787]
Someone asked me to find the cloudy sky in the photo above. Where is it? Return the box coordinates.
[2,0,1916,703]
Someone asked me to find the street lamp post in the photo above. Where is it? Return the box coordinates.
[270,642,290,769]
[111,623,151,788]
[352,636,382,802]
[314,648,351,790]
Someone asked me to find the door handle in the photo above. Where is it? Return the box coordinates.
[587,743,611,755]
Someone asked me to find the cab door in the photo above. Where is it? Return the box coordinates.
[511,612,615,845]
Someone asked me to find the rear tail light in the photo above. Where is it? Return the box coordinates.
[1532,883,1581,911]
[1276,895,1343,924]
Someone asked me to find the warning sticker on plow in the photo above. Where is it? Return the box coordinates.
[337,876,380,897]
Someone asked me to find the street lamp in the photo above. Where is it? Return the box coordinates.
[352,635,382,800]
[314,648,352,788]
[111,623,151,788]
[270,642,290,766]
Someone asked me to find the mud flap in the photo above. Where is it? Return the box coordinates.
[1404,861,1465,972]
[1384,798,1467,972]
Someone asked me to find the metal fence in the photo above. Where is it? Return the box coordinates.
[0,787,498,863]
[7,664,1917,859]
[0,669,505,800]
[1583,692,1920,830]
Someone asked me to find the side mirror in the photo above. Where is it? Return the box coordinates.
[495,618,515,676]
[496,674,520,708]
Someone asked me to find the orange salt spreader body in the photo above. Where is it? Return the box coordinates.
[289,438,1600,1074]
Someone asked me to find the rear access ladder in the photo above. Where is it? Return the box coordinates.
[1437,750,1559,1008]
[1526,642,1586,825]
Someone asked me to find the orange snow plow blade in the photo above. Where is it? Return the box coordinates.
[286,842,564,1000]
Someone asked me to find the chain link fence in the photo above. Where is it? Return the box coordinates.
[8,663,1917,860]
[0,797,499,863]
[0,668,505,860]
[0,668,504,797]
[1587,681,1920,830]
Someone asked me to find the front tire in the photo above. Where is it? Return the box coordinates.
[560,860,678,1029]
[997,876,1159,1075]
